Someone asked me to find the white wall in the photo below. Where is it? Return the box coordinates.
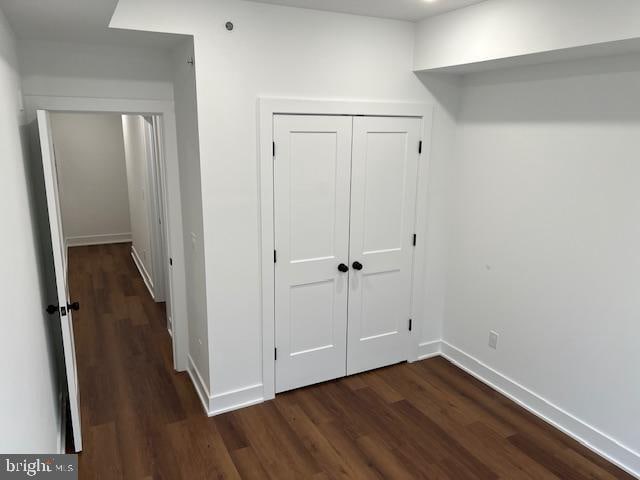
[111,0,456,402]
[171,38,209,384]
[122,115,154,282]
[415,0,640,71]
[18,40,174,101]
[50,112,131,246]
[449,53,640,468]
[0,6,61,453]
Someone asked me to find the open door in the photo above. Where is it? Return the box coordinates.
[37,110,82,452]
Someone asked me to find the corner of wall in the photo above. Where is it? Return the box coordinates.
[170,34,210,398]
[413,72,462,351]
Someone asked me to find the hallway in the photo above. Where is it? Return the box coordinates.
[69,244,632,479]
[69,243,201,478]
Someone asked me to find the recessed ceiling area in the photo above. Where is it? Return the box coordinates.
[246,0,488,22]
[0,0,185,48]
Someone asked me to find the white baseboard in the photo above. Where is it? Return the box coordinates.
[187,355,212,414]
[131,245,155,299]
[416,340,442,360]
[437,341,640,479]
[186,355,264,416]
[211,384,264,416]
[66,232,132,247]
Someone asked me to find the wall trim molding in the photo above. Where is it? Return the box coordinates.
[438,341,640,479]
[416,340,442,360]
[187,355,212,414]
[211,384,264,416]
[187,355,263,417]
[131,245,155,300]
[66,232,132,247]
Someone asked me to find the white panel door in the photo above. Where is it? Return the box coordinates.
[274,115,352,393]
[347,116,421,375]
[37,110,83,451]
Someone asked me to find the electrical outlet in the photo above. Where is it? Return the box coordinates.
[489,331,499,349]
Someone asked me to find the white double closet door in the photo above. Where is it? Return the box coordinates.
[274,114,421,393]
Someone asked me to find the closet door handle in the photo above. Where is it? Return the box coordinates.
[352,261,363,271]
[338,263,349,273]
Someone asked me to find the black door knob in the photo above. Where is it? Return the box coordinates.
[46,305,59,315]
[67,302,80,311]
[352,261,363,271]
[338,263,349,273]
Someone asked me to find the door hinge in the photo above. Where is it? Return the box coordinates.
[413,234,417,246]
[169,258,173,266]
[418,140,423,154]
[274,347,278,360]
[409,319,413,332]
[274,250,277,263]
[272,141,276,157]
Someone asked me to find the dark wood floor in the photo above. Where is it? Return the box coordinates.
[69,243,632,479]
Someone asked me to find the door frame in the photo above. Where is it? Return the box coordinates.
[258,98,434,400]
[25,95,189,372]
[143,115,168,304]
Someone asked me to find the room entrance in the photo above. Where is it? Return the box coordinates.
[35,100,187,452]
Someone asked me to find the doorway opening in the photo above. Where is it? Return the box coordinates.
[34,99,188,453]
[50,111,173,320]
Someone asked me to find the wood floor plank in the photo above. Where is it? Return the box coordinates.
[509,432,592,480]
[466,421,563,480]
[275,398,363,480]
[357,371,404,403]
[230,447,270,480]
[69,244,634,479]
[310,420,385,480]
[355,434,417,480]
[216,412,250,452]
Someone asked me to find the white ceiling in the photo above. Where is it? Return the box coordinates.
[246,0,488,22]
[0,0,184,48]
[0,0,486,48]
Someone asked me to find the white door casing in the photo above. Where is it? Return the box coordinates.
[26,96,188,376]
[37,109,83,451]
[347,116,421,375]
[274,115,352,393]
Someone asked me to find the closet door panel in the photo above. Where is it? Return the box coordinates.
[347,116,421,375]
[274,115,352,393]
